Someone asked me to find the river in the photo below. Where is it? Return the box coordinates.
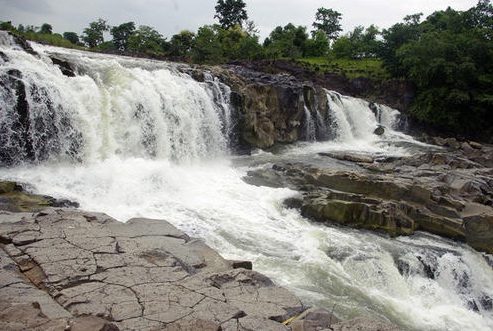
[1,34,492,331]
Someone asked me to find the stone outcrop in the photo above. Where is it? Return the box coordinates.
[205,65,329,151]
[245,142,493,254]
[228,59,416,112]
[0,208,304,331]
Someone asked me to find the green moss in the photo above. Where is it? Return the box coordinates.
[0,181,51,212]
[0,182,22,194]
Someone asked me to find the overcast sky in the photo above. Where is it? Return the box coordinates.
[1,0,479,41]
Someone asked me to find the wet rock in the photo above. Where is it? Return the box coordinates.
[266,145,493,254]
[331,317,403,331]
[288,307,340,331]
[209,66,319,149]
[243,168,287,188]
[0,181,79,212]
[463,213,493,253]
[319,152,374,164]
[286,308,403,331]
[50,56,76,77]
[374,125,385,136]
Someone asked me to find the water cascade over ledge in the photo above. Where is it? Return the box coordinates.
[1,35,493,331]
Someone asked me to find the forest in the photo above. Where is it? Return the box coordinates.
[1,0,492,141]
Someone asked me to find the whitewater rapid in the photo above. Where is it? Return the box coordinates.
[1,38,492,331]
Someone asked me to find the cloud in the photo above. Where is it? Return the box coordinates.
[0,0,53,14]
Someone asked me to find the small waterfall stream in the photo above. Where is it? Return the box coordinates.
[1,36,492,331]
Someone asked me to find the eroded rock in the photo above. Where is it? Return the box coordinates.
[0,208,305,331]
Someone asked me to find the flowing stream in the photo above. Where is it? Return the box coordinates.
[1,36,492,331]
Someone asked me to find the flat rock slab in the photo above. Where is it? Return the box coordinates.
[0,208,303,331]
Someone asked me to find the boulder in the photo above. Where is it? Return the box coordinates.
[374,125,385,136]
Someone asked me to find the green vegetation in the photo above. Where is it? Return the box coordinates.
[1,0,492,140]
[381,0,493,138]
[298,57,388,80]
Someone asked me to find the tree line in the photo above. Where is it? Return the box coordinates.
[0,1,352,63]
[1,0,492,140]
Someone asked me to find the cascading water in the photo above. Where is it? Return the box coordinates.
[1,36,492,331]
[0,36,230,165]
[326,89,402,144]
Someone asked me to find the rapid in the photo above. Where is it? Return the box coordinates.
[1,34,492,330]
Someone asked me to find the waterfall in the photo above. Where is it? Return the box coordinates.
[1,38,492,331]
[302,105,317,141]
[302,88,331,142]
[0,38,232,165]
[325,89,400,143]
[0,31,15,47]
[299,89,405,149]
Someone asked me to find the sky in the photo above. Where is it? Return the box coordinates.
[0,0,479,41]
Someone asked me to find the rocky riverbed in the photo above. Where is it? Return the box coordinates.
[245,138,493,255]
[0,183,403,331]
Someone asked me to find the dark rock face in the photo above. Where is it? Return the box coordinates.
[208,66,333,150]
[50,56,76,77]
[209,66,303,150]
[229,59,416,112]
[0,69,34,164]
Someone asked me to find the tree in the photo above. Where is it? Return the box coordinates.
[214,0,248,29]
[216,24,263,60]
[63,32,80,45]
[128,25,165,54]
[305,29,330,57]
[192,25,224,63]
[332,25,381,58]
[39,23,53,34]
[393,2,493,139]
[312,7,343,42]
[464,0,493,39]
[244,20,260,36]
[111,22,135,51]
[81,18,109,48]
[169,30,196,58]
[0,21,15,31]
[379,13,422,76]
[264,24,308,59]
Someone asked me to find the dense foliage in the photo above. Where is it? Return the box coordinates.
[381,0,493,138]
[1,0,492,140]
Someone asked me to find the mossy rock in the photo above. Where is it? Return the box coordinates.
[0,181,78,212]
[0,181,22,194]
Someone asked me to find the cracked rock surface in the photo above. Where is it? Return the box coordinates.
[0,208,304,331]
